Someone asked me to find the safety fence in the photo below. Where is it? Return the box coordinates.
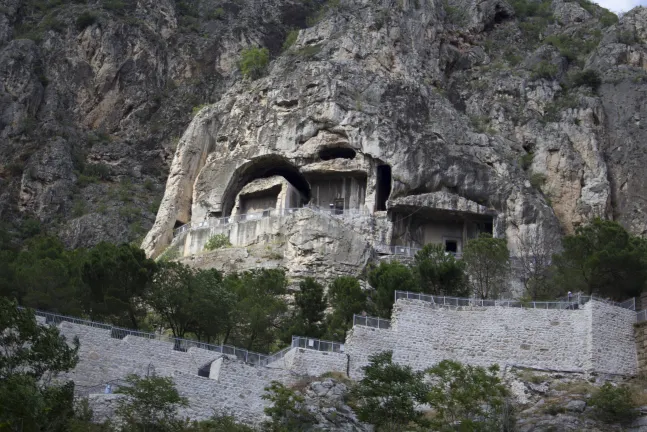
[173,206,371,237]
[394,291,637,311]
[637,310,647,323]
[75,379,130,397]
[353,314,391,329]
[291,336,345,353]
[557,294,636,311]
[375,245,463,259]
[29,308,346,367]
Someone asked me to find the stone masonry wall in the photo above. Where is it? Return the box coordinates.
[389,300,592,372]
[590,301,638,375]
[57,298,638,426]
[58,322,221,388]
[345,326,398,379]
[635,321,647,375]
[285,348,348,377]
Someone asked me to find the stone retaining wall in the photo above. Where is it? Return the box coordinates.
[60,298,638,425]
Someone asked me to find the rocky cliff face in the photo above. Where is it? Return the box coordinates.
[1,0,647,251]
[0,0,313,246]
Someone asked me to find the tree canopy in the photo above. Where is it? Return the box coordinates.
[552,218,647,300]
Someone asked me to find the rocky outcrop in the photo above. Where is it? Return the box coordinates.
[2,0,647,257]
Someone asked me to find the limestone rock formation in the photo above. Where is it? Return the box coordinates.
[1,0,647,262]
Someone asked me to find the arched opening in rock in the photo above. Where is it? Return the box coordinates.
[319,147,357,160]
[221,156,311,217]
[375,165,392,211]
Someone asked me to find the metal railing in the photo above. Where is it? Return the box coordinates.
[394,291,636,311]
[291,336,345,353]
[353,314,391,329]
[31,309,271,366]
[31,308,347,367]
[557,294,636,311]
[75,379,130,397]
[638,310,647,323]
[173,205,371,237]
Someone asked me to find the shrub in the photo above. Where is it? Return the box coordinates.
[520,152,534,171]
[443,0,468,26]
[600,10,618,27]
[239,47,270,80]
[263,381,316,430]
[208,7,225,20]
[530,172,547,189]
[84,163,111,180]
[295,44,322,59]
[589,383,637,424]
[531,61,559,80]
[76,11,96,31]
[204,234,231,251]
[618,30,637,45]
[102,0,127,13]
[570,69,602,92]
[282,29,299,51]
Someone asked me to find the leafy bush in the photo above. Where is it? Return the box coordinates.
[239,47,270,80]
[509,0,552,20]
[531,61,559,80]
[530,172,547,189]
[600,10,618,27]
[618,30,637,45]
[204,234,231,251]
[589,383,637,424]
[351,351,428,431]
[570,69,602,92]
[263,381,316,430]
[282,29,299,51]
[443,0,468,26]
[76,11,96,31]
[425,361,513,431]
[102,0,127,13]
[520,152,534,170]
[84,163,111,180]
[208,7,225,20]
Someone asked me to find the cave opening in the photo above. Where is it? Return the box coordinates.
[375,165,392,211]
[221,156,311,217]
[319,147,357,161]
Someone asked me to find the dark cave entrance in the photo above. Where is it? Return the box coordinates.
[375,165,392,211]
[318,147,357,160]
[221,156,311,217]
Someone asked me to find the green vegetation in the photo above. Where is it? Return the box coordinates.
[294,44,322,59]
[116,374,188,429]
[426,361,513,430]
[552,218,647,300]
[204,233,231,251]
[350,352,513,431]
[351,351,428,431]
[463,233,510,299]
[0,298,80,431]
[589,383,637,424]
[530,172,547,190]
[570,69,602,92]
[520,152,534,171]
[443,0,468,26]
[76,11,97,31]
[239,47,270,80]
[324,276,367,341]
[282,29,299,52]
[414,243,468,297]
[306,0,341,27]
[368,261,416,318]
[545,33,601,65]
[531,61,559,80]
[510,0,554,42]
[263,381,316,431]
[283,277,327,340]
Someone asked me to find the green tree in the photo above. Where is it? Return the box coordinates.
[145,261,196,339]
[414,244,468,297]
[351,351,428,432]
[424,360,513,431]
[9,236,85,316]
[191,269,236,344]
[81,242,157,328]
[225,269,289,352]
[285,277,327,340]
[552,218,647,299]
[463,233,510,299]
[368,261,417,318]
[0,298,80,431]
[262,381,315,431]
[115,374,188,430]
[239,47,270,79]
[324,276,367,341]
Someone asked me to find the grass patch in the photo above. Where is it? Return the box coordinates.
[282,29,299,52]
[517,369,544,384]
[531,61,559,80]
